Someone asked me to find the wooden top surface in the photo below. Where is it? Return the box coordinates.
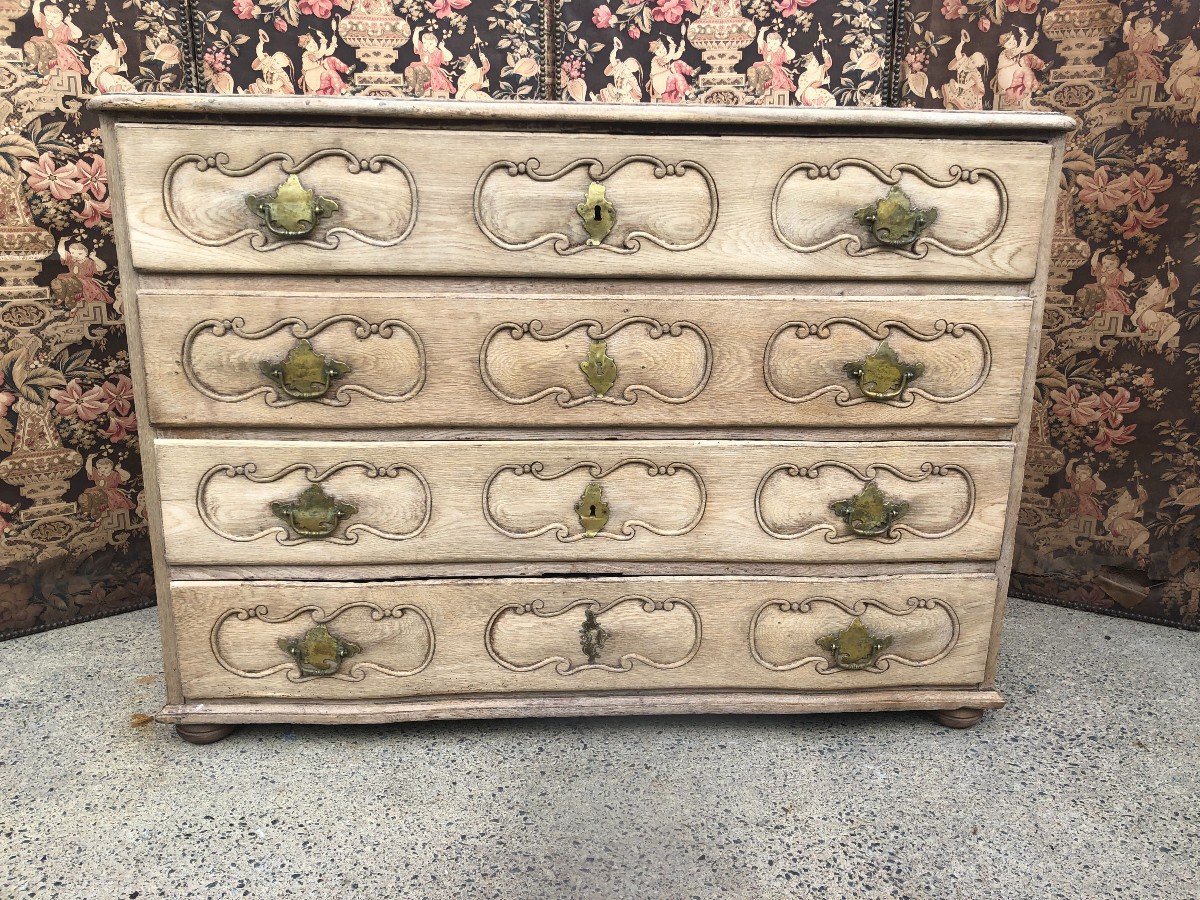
[89,94,1076,138]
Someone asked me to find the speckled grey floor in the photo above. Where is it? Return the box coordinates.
[1,598,1197,900]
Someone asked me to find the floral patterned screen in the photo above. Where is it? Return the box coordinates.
[1,0,1196,639]
[901,0,1200,629]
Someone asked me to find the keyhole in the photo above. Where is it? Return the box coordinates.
[593,204,602,221]
[589,504,597,516]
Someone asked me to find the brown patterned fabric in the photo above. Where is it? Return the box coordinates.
[901,0,1200,630]
[190,0,543,97]
[2,0,1196,638]
[0,0,183,639]
[553,0,895,105]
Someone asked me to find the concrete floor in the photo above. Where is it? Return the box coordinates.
[1,598,1196,900]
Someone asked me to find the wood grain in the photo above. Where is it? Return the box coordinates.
[137,292,1034,429]
[113,124,1055,281]
[154,438,1015,566]
[91,99,1066,729]
[169,573,998,701]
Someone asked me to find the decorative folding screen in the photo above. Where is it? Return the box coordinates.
[1,0,1197,639]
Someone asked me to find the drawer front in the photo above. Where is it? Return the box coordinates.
[156,438,1014,566]
[114,123,1054,281]
[170,574,998,700]
[139,291,1034,429]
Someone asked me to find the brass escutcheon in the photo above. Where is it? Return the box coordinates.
[815,616,893,670]
[579,339,617,396]
[844,340,924,401]
[260,339,351,401]
[579,607,609,664]
[246,173,339,238]
[575,482,610,537]
[270,483,357,539]
[830,481,908,537]
[577,181,615,247]
[854,185,937,248]
[278,624,361,677]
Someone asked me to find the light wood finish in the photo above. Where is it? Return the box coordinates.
[113,123,1056,282]
[92,96,1068,733]
[88,94,1077,136]
[170,574,997,701]
[154,438,1014,567]
[158,688,1007,725]
[138,291,1034,429]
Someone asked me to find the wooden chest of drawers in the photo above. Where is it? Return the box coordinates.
[92,96,1072,743]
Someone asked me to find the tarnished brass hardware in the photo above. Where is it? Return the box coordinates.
[830,481,909,537]
[844,340,924,401]
[270,483,357,539]
[815,617,893,670]
[854,185,937,248]
[575,482,610,537]
[246,173,339,237]
[278,624,361,677]
[579,608,609,664]
[260,339,351,400]
[577,181,615,247]
[579,339,617,396]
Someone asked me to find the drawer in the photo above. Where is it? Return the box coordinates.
[139,291,1034,429]
[155,438,1014,567]
[170,574,998,701]
[112,123,1054,281]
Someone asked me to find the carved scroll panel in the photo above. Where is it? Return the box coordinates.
[483,459,706,542]
[196,460,432,546]
[772,159,1008,259]
[164,149,418,251]
[210,601,435,683]
[764,317,992,408]
[486,596,702,676]
[480,317,712,408]
[183,315,426,408]
[473,156,718,256]
[755,461,976,544]
[750,596,960,674]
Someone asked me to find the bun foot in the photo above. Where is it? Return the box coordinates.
[933,707,985,729]
[175,723,237,744]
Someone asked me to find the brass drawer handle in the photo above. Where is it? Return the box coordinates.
[575,482,610,537]
[260,339,351,401]
[579,608,609,664]
[279,624,361,677]
[854,185,937,248]
[579,339,616,396]
[247,173,339,238]
[830,481,908,537]
[577,181,615,247]
[815,617,893,670]
[270,483,357,539]
[843,340,924,401]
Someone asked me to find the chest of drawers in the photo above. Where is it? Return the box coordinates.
[92,96,1072,743]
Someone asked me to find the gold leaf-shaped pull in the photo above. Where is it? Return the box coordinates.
[843,340,924,401]
[260,339,351,401]
[830,481,909,537]
[576,181,615,247]
[815,617,893,670]
[246,173,339,238]
[278,624,361,677]
[579,339,617,396]
[575,482,610,537]
[854,185,937,248]
[270,483,358,539]
[579,607,609,664]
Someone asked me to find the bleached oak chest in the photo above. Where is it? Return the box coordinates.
[92,95,1071,743]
